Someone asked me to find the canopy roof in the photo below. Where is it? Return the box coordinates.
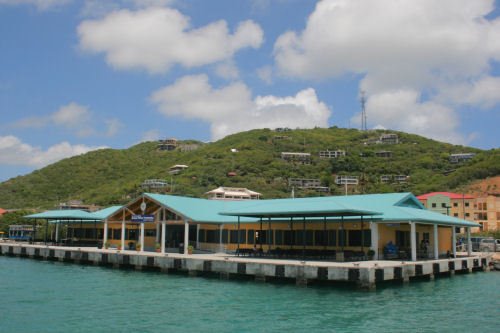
[144,193,258,223]
[25,209,98,221]
[219,198,380,218]
[90,206,122,220]
[24,206,123,223]
[141,192,478,227]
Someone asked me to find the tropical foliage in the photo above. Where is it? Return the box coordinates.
[0,128,498,209]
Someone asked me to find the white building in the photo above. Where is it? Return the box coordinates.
[449,153,475,163]
[141,179,169,189]
[335,175,359,185]
[281,152,311,164]
[319,150,346,159]
[379,133,399,144]
[169,164,189,175]
[206,187,261,200]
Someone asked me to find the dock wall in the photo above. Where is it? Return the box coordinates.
[0,243,492,290]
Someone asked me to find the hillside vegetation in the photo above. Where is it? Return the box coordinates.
[0,127,498,209]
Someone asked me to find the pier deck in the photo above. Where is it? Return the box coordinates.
[0,242,493,290]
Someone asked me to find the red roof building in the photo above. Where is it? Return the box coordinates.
[416,192,474,200]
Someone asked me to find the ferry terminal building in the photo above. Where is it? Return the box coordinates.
[25,192,479,261]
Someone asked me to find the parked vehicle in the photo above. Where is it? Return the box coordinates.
[479,238,499,252]
[470,237,492,251]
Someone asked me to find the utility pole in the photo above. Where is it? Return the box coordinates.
[360,91,367,131]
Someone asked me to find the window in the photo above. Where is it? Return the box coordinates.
[306,230,313,246]
[348,230,362,246]
[198,229,206,243]
[465,202,469,207]
[238,230,246,244]
[206,230,218,243]
[127,229,137,240]
[328,230,337,246]
[284,230,293,245]
[85,228,94,238]
[453,202,458,207]
[395,230,410,248]
[222,229,228,244]
[338,230,347,247]
[145,229,156,237]
[275,230,283,246]
[229,230,238,243]
[454,213,458,217]
[465,213,470,217]
[247,229,255,244]
[432,203,437,208]
[294,230,313,246]
[363,230,371,247]
[113,229,121,240]
[441,203,447,208]
[314,230,326,246]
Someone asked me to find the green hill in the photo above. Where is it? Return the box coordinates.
[0,127,498,209]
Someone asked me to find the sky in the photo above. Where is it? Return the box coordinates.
[0,0,499,182]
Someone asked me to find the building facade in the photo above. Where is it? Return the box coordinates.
[417,192,499,232]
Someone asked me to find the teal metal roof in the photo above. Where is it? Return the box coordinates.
[145,193,258,223]
[138,192,480,227]
[24,206,123,223]
[24,209,99,221]
[90,206,122,220]
[220,197,381,218]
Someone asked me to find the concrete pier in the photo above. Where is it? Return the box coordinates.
[0,242,493,290]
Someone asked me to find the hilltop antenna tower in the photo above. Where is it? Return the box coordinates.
[360,91,367,131]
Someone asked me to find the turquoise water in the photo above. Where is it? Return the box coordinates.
[0,256,498,333]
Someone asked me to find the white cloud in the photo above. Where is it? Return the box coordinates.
[78,7,264,74]
[0,0,71,10]
[273,0,500,143]
[353,89,465,144]
[214,61,239,80]
[104,118,123,137]
[437,76,500,109]
[11,116,49,129]
[52,102,91,128]
[132,0,173,8]
[257,66,273,84]
[140,129,161,142]
[51,102,94,137]
[275,0,500,84]
[150,74,330,140]
[10,102,123,138]
[0,135,107,167]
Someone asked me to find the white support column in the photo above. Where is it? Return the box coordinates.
[161,208,166,254]
[183,219,189,254]
[370,222,379,259]
[452,226,456,258]
[121,209,126,250]
[140,222,145,252]
[55,223,60,243]
[156,222,160,244]
[103,220,108,246]
[467,227,472,256]
[410,222,417,261]
[196,224,200,249]
[433,224,439,259]
[219,224,224,253]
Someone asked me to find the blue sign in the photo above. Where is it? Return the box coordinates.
[131,214,155,222]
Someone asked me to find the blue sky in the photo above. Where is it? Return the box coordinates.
[0,0,499,182]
